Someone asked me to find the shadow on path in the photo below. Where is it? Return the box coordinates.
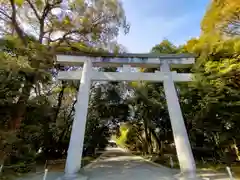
[84,147,178,180]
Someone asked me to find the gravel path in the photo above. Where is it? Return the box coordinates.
[83,147,179,180]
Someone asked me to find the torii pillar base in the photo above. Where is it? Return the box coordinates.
[176,172,203,180]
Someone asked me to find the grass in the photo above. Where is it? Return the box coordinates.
[46,154,101,171]
[196,163,240,179]
[231,166,240,179]
[131,152,180,169]
[0,173,23,180]
[131,150,240,179]
[0,153,101,180]
[81,155,98,167]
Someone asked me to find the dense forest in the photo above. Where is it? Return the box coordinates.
[0,0,239,177]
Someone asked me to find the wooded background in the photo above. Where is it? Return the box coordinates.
[0,0,239,176]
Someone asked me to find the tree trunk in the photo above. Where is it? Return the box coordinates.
[53,81,66,122]
[10,80,33,130]
[0,151,6,169]
[232,138,240,161]
[143,118,153,154]
[149,128,162,153]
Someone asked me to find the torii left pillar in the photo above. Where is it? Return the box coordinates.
[62,60,92,180]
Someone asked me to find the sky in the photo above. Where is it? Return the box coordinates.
[117,0,210,53]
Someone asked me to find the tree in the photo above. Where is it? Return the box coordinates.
[0,0,129,130]
[120,35,240,163]
[201,0,240,36]
[172,33,240,161]
[151,39,179,54]
[0,0,130,172]
[0,0,129,45]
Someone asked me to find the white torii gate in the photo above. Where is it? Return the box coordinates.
[56,53,196,179]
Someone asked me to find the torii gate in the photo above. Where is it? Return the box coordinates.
[56,52,196,179]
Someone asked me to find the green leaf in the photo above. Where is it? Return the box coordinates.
[35,0,44,9]
[15,0,24,6]
[63,16,71,25]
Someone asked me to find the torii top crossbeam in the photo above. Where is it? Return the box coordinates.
[57,52,195,68]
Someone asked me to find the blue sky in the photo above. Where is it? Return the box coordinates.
[117,0,210,53]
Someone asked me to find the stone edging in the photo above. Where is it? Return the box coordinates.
[83,152,107,169]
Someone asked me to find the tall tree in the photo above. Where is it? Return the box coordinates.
[201,0,240,36]
[151,39,179,54]
[0,0,130,171]
[0,0,129,130]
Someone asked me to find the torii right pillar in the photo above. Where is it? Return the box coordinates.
[161,61,196,179]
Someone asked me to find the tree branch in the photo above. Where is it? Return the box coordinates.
[9,0,27,45]
[38,0,62,43]
[0,8,12,20]
[25,0,41,20]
